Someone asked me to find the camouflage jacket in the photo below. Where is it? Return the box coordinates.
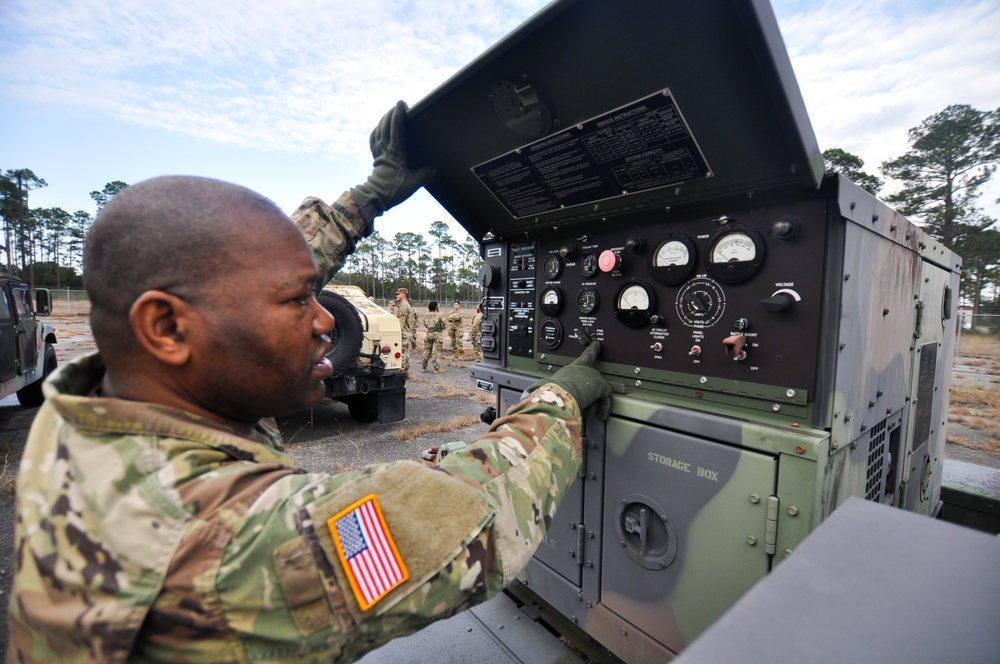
[446,310,463,329]
[470,313,483,343]
[8,352,582,663]
[422,311,445,339]
[393,301,413,337]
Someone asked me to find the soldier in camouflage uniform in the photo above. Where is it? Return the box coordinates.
[470,304,484,362]
[421,301,446,374]
[393,287,413,376]
[7,98,613,663]
[407,298,419,351]
[446,300,464,354]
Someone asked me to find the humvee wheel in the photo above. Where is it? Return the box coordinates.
[345,394,379,423]
[317,290,364,377]
[16,343,57,408]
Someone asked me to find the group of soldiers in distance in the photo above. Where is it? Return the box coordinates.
[388,287,483,378]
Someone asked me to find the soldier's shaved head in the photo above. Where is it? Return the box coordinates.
[84,175,292,353]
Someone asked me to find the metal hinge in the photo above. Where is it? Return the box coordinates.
[913,300,924,339]
[579,436,588,479]
[576,522,585,566]
[765,496,780,555]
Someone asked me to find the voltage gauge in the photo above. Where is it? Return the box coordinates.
[540,287,562,316]
[614,280,657,328]
[542,254,563,280]
[705,225,765,283]
[577,286,599,315]
[649,234,697,286]
[579,251,599,278]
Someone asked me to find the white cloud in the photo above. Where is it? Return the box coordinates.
[2,0,998,227]
[0,0,549,161]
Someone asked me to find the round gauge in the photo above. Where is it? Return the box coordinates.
[706,225,765,283]
[540,318,563,349]
[579,251,599,278]
[649,234,697,286]
[542,254,563,280]
[614,280,657,329]
[577,287,599,315]
[540,287,562,316]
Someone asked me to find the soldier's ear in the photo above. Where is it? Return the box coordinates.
[129,291,193,367]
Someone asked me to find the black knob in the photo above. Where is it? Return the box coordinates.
[625,236,644,253]
[760,293,794,312]
[480,406,497,425]
[559,245,575,259]
[478,263,500,288]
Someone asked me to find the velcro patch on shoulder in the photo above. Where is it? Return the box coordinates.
[308,460,495,621]
[327,495,408,611]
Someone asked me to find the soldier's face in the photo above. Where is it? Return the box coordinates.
[187,216,334,421]
[453,303,460,310]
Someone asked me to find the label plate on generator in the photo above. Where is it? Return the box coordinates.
[473,90,711,218]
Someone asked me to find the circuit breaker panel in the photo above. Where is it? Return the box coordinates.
[408,0,961,660]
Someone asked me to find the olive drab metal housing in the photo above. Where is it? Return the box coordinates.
[408,0,962,660]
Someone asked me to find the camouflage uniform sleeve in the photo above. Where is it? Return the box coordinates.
[290,192,369,290]
[226,385,583,662]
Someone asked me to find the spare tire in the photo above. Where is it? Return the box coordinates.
[317,290,364,377]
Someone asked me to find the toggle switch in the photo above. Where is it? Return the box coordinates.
[689,345,702,356]
[723,334,747,361]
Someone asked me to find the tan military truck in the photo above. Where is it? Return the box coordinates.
[316,284,406,422]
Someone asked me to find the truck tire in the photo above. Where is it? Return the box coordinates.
[317,290,364,377]
[16,343,57,408]
[345,394,379,423]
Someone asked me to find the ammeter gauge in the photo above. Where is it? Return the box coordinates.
[542,254,563,280]
[614,280,657,328]
[649,234,697,286]
[706,225,765,283]
[540,287,562,316]
[579,251,599,278]
[577,286,599,315]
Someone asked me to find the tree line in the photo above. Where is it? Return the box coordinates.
[2,103,997,309]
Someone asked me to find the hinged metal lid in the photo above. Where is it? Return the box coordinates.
[408,0,823,241]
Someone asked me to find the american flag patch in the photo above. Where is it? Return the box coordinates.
[328,495,408,611]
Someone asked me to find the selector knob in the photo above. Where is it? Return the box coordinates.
[760,293,795,312]
[733,317,750,331]
[599,250,621,273]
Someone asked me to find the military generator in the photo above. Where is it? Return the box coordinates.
[408,0,962,660]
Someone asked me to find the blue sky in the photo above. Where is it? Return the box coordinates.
[2,0,999,245]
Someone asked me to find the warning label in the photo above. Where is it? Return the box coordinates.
[473,90,711,218]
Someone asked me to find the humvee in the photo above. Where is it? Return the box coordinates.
[316,284,406,423]
[0,273,57,407]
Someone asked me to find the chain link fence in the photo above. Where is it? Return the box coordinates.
[48,288,91,316]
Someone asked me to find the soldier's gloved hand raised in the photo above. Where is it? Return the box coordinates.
[527,341,612,419]
[350,101,438,229]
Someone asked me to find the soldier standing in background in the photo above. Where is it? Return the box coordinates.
[447,300,464,355]
[470,304,484,362]
[422,301,446,374]
[394,287,413,377]
[408,297,419,351]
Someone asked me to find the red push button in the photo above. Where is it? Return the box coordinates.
[598,249,620,272]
